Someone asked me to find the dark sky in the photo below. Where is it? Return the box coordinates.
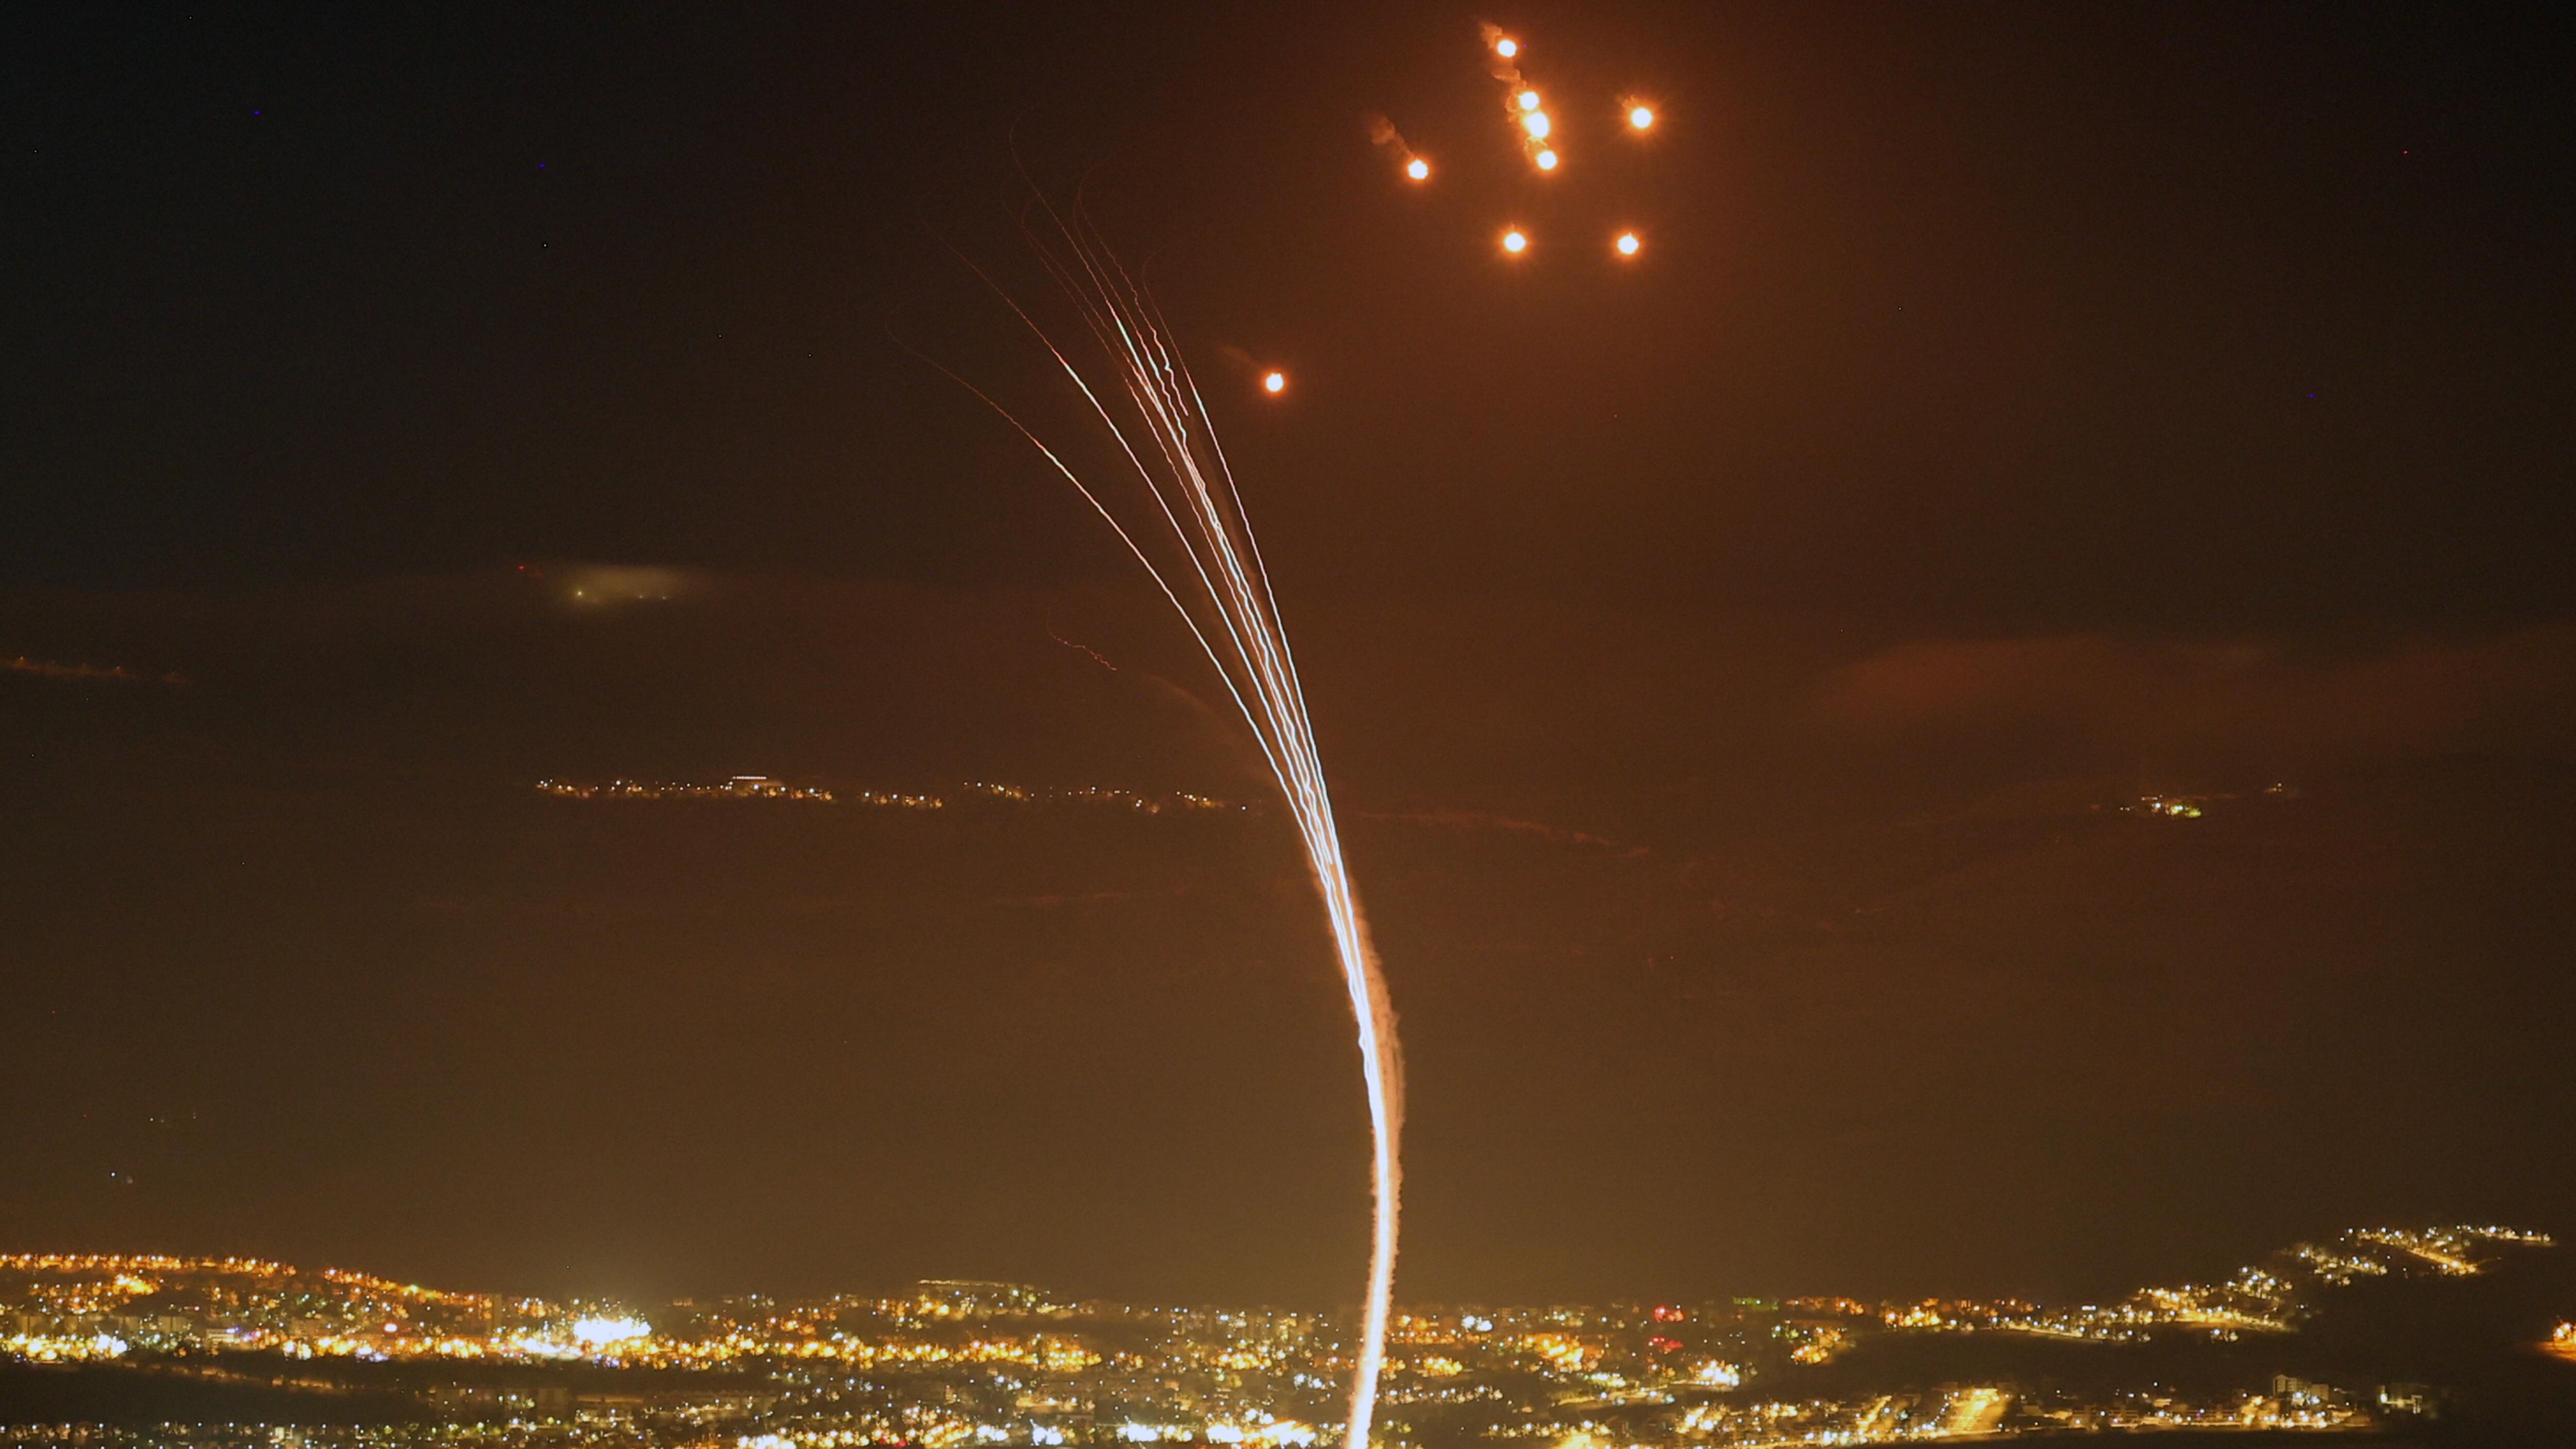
[4,2,2572,1310]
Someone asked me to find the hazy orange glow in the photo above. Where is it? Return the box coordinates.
[1262,371,1286,395]
[1404,157,1429,181]
[1501,229,1528,254]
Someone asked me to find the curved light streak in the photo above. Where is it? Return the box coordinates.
[942,207,1404,1449]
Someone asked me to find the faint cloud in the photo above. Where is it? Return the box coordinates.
[1819,623,2576,760]
[1364,808,1643,855]
[552,564,701,607]
[990,890,1139,910]
[6,653,185,687]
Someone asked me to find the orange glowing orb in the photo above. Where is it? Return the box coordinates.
[1405,157,1430,181]
[1522,111,1551,140]
[1262,371,1286,395]
[1501,228,1529,254]
[1495,37,1518,59]
[1535,149,1559,171]
[1615,231,1641,256]
[1516,90,1541,112]
[1629,105,1656,130]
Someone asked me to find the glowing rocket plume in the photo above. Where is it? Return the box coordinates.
[943,206,1405,1449]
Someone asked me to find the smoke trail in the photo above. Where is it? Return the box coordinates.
[940,208,1405,1449]
[1366,113,1430,181]
[1476,22,1557,172]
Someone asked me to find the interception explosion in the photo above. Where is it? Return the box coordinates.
[953,210,1405,1449]
[1380,25,1664,263]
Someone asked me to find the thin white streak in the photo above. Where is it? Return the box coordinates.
[958,209,1404,1449]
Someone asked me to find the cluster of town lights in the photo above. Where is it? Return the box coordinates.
[9,1229,2555,1446]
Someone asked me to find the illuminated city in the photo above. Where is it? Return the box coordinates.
[532,780,1246,815]
[536,777,839,803]
[9,5,2575,1449]
[4,1227,2562,1446]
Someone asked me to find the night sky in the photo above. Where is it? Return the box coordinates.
[5,3,2573,1311]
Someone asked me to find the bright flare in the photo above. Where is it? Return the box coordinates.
[1516,90,1541,112]
[1534,150,1558,171]
[1629,105,1656,130]
[1262,370,1286,395]
[1521,111,1550,140]
[1404,157,1430,181]
[1495,37,1518,58]
[1502,228,1529,254]
[1616,231,1641,255]
[572,1317,650,1345]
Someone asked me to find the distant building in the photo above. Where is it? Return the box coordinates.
[2378,1382,2439,1417]
[2271,1374,2347,1408]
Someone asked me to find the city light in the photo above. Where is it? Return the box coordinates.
[573,1316,652,1345]
[535,777,1245,814]
[1,1226,2553,1443]
[535,775,836,803]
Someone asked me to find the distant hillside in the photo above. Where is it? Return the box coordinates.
[1787,1242,2576,1445]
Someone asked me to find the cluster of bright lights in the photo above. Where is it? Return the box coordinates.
[573,1315,653,1345]
[536,775,834,802]
[1,1253,293,1276]
[2354,1226,2501,1275]
[8,1235,2562,1445]
[1489,43,1558,175]
[1375,30,1663,275]
[536,777,1245,811]
[1497,228,1647,260]
[1116,1423,1312,1447]
[1,1332,130,1362]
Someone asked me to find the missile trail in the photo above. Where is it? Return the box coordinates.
[941,205,1404,1449]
